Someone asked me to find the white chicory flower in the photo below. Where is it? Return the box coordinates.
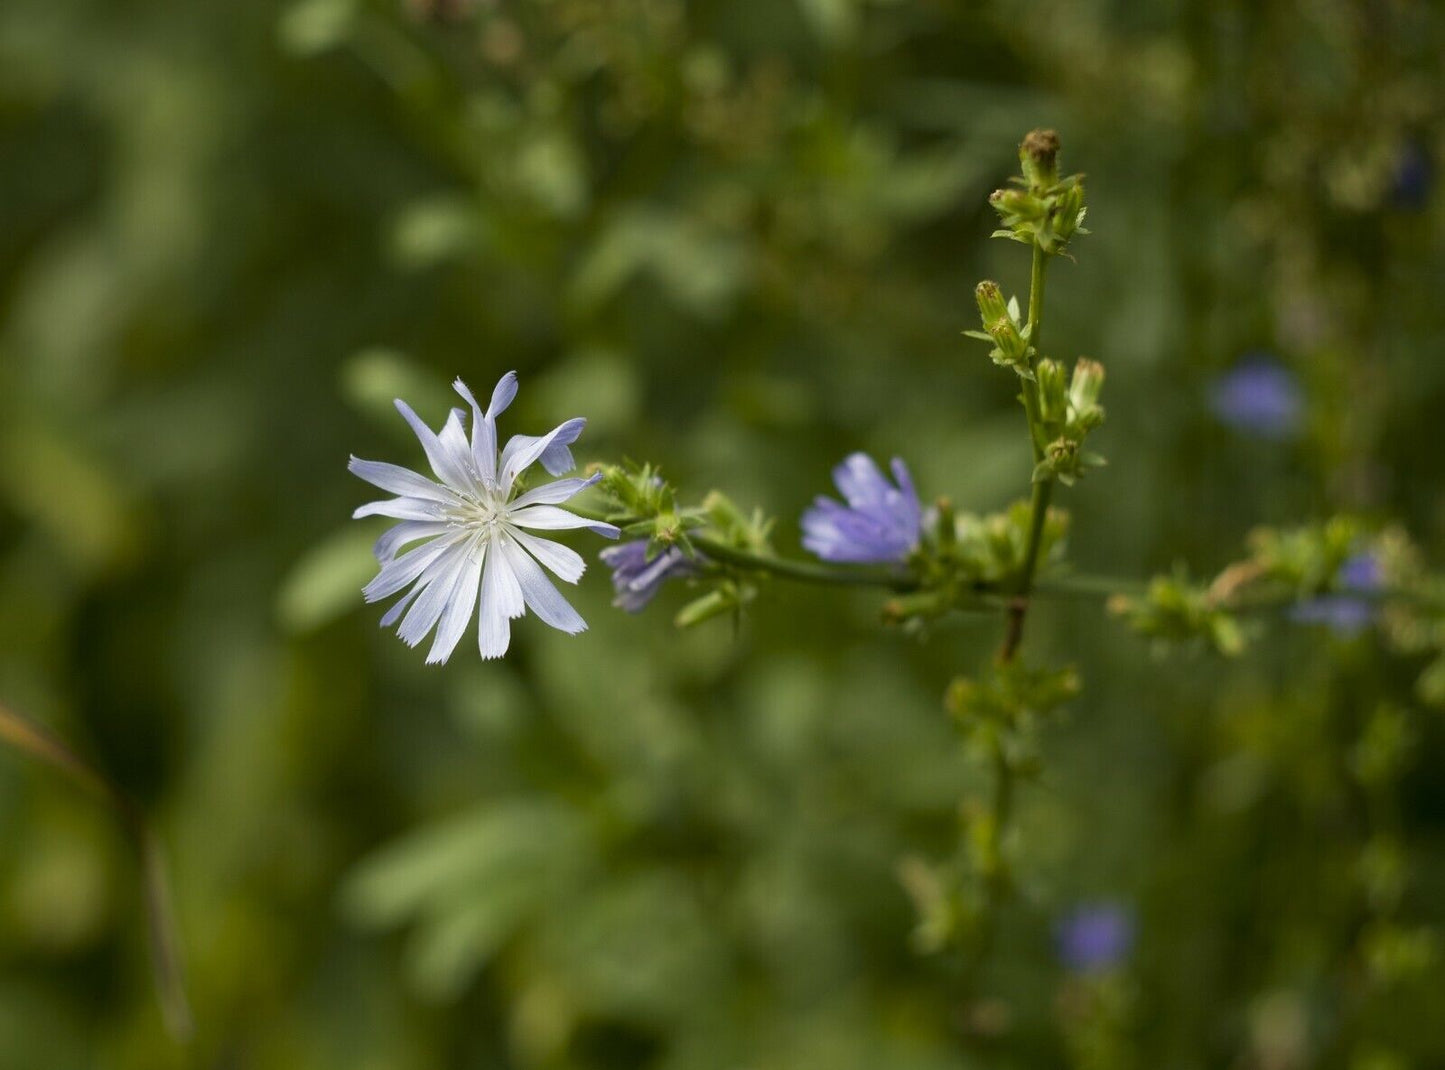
[350,371,619,662]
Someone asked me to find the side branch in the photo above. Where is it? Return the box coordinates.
[689,535,919,591]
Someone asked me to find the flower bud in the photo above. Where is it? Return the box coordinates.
[1046,437,1080,470]
[975,280,1009,324]
[1053,181,1086,242]
[674,590,729,628]
[1037,358,1068,426]
[1069,358,1105,408]
[989,187,1045,221]
[974,281,1027,365]
[1020,129,1060,189]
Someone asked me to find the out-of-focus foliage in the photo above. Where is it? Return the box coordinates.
[1,0,1444,1067]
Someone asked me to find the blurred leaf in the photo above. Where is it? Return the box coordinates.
[388,194,489,271]
[278,0,358,56]
[0,420,141,574]
[342,348,455,428]
[571,208,749,318]
[343,798,591,941]
[276,525,378,635]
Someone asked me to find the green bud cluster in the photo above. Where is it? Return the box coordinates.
[990,129,1088,255]
[1031,357,1108,486]
[596,461,676,520]
[898,659,1080,953]
[965,281,1034,378]
[1108,569,1246,657]
[594,465,788,632]
[1245,516,1362,591]
[890,500,1070,629]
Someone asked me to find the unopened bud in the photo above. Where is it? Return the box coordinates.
[1054,181,1085,239]
[1046,437,1079,466]
[674,589,733,628]
[975,280,1009,323]
[1037,358,1068,425]
[1069,358,1105,409]
[1020,128,1060,189]
[989,187,1044,221]
[975,281,1026,363]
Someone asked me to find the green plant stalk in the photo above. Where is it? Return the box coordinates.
[586,515,1438,614]
[1000,243,1054,663]
[969,240,1056,995]
[689,535,918,590]
[0,702,193,1042]
[986,732,1013,893]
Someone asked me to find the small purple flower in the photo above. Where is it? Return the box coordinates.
[1210,355,1303,439]
[1055,903,1134,973]
[801,453,922,564]
[1289,551,1382,636]
[1391,142,1432,212]
[600,540,698,612]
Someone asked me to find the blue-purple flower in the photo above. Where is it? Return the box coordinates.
[801,453,922,564]
[600,540,698,612]
[1055,903,1134,973]
[1210,356,1303,439]
[1289,551,1382,636]
[1391,141,1432,212]
[350,371,619,663]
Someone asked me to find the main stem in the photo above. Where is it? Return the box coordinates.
[1000,244,1054,663]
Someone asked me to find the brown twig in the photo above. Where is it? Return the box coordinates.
[0,701,193,1041]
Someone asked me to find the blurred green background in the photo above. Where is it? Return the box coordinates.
[2,0,1444,1066]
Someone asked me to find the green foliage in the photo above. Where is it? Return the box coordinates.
[2,0,1445,1068]
[1110,569,1246,656]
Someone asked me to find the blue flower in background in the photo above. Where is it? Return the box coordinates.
[1210,355,1303,439]
[351,371,620,662]
[1055,903,1134,973]
[1289,551,1383,636]
[1391,141,1432,212]
[600,540,698,612]
[802,453,922,564]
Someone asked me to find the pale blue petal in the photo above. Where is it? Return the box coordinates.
[373,521,451,562]
[394,399,474,493]
[348,457,456,502]
[800,451,922,564]
[353,497,449,522]
[436,407,483,494]
[426,545,484,665]
[834,453,891,509]
[498,418,586,492]
[502,535,586,634]
[364,534,459,602]
[509,472,601,510]
[397,542,470,647]
[508,504,619,537]
[379,583,422,628]
[477,543,515,659]
[509,528,586,584]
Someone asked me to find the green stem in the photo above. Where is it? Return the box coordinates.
[0,703,193,1042]
[987,734,1013,889]
[1021,245,1050,461]
[689,535,918,591]
[1001,244,1056,661]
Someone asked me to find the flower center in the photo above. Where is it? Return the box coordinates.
[448,487,508,535]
